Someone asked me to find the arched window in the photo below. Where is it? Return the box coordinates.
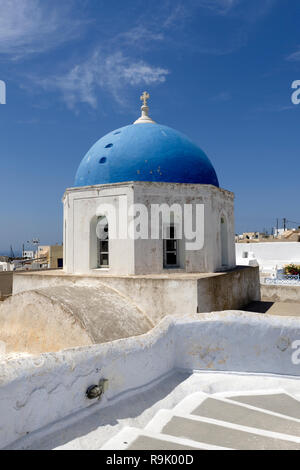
[96,216,109,267]
[220,216,229,267]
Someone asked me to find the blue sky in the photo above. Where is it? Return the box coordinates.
[0,0,300,253]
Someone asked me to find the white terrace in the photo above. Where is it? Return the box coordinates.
[2,311,300,450]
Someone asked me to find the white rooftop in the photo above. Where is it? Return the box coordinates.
[10,371,300,450]
[2,311,300,450]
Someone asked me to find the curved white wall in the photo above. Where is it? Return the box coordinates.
[1,311,300,449]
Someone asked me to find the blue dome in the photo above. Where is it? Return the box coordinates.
[75,123,219,187]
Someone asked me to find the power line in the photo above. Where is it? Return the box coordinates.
[286,220,300,226]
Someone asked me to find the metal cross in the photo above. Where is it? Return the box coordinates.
[140,91,150,106]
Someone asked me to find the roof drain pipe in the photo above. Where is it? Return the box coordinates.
[86,378,108,401]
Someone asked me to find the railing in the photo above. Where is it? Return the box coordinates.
[264,271,300,286]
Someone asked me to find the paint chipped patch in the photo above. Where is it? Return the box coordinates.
[276,337,291,352]
[188,344,226,369]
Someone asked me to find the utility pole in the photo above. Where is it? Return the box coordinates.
[283,218,287,231]
[9,245,15,259]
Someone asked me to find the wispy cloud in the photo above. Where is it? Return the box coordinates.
[33,51,169,109]
[4,0,275,111]
[163,3,191,28]
[287,47,300,62]
[120,0,276,57]
[253,103,296,114]
[116,25,165,47]
[198,0,239,15]
[198,0,276,19]
[211,91,232,102]
[0,0,87,58]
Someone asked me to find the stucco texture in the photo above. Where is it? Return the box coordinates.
[2,312,300,449]
[0,285,153,354]
[63,182,235,275]
[12,266,260,324]
[261,284,300,304]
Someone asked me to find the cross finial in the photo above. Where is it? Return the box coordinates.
[140,91,150,107]
[134,91,156,124]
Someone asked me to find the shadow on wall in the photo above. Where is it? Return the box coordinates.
[197,266,261,313]
[0,272,13,301]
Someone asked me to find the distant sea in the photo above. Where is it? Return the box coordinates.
[0,251,21,257]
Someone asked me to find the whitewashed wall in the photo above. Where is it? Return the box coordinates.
[63,183,135,275]
[133,182,235,274]
[236,242,300,272]
[1,311,300,449]
[64,181,236,275]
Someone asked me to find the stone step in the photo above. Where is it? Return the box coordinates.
[101,426,228,450]
[145,409,300,450]
[226,392,300,420]
[173,392,300,437]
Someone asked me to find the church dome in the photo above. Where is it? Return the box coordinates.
[74,94,219,188]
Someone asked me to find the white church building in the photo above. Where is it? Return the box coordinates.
[6,93,260,354]
[0,94,281,452]
[64,92,236,276]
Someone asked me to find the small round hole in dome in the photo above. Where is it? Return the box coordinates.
[99,157,107,164]
[105,143,113,148]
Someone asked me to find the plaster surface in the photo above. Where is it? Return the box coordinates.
[12,266,260,323]
[63,181,235,275]
[0,285,153,353]
[2,311,300,449]
[261,284,300,304]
